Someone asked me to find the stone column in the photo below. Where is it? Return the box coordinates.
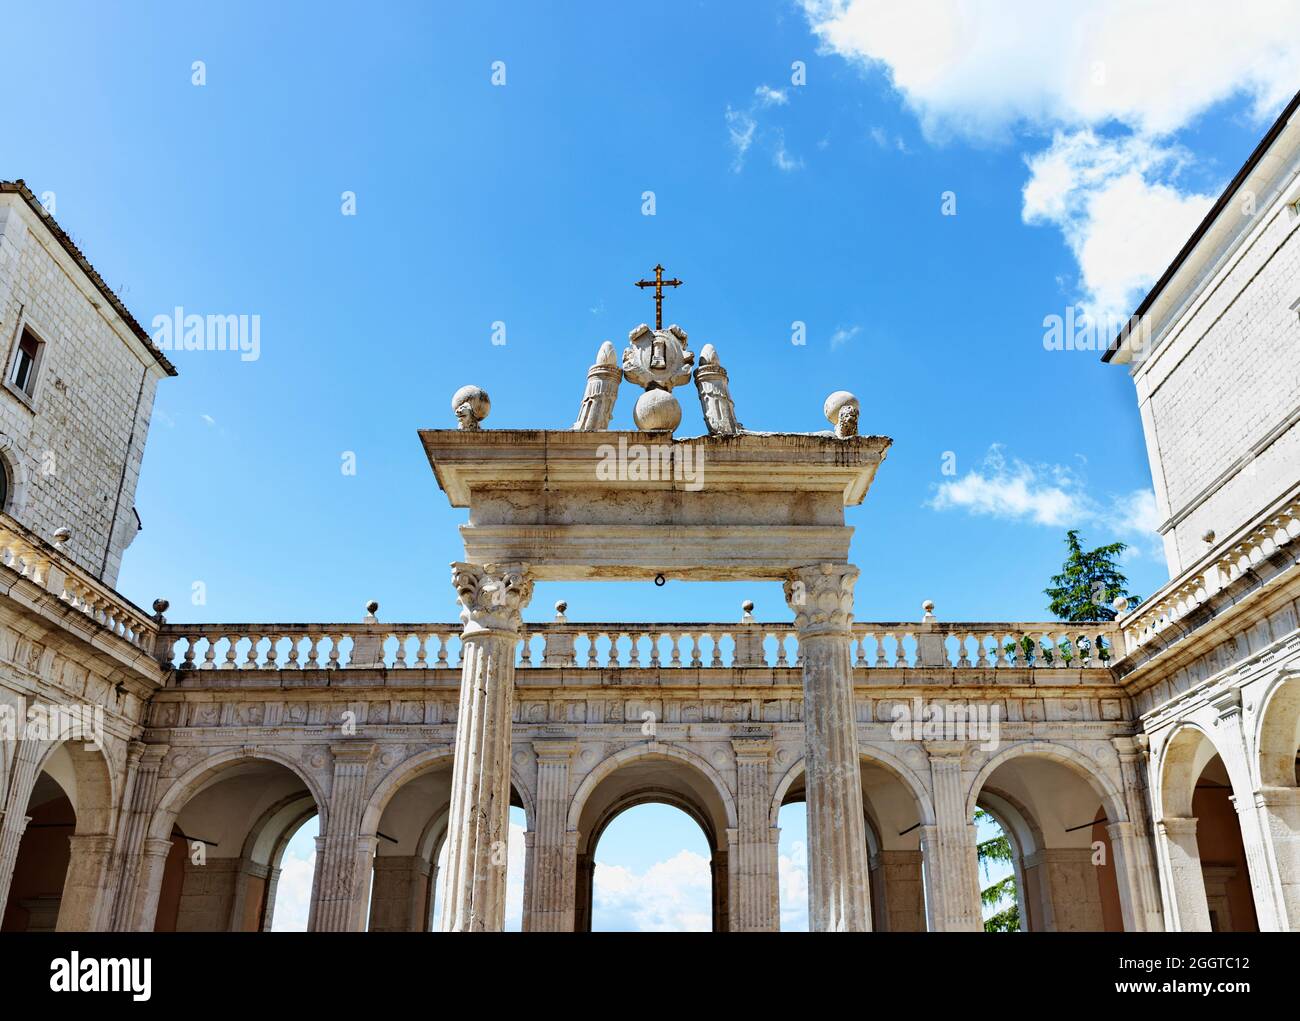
[923,743,982,931]
[0,739,44,923]
[128,837,174,931]
[730,737,778,931]
[784,563,871,931]
[711,845,730,932]
[58,833,116,931]
[439,561,533,932]
[1256,786,1300,930]
[1109,737,1164,931]
[110,742,169,931]
[528,740,576,931]
[871,849,926,931]
[311,742,377,932]
[1155,816,1212,931]
[261,865,283,930]
[368,856,429,931]
[574,851,594,931]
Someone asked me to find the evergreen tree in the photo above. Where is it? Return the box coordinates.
[1045,529,1141,623]
[975,808,1019,932]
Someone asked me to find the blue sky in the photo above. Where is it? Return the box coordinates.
[4,0,1295,930]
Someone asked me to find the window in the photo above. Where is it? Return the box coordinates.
[10,326,42,397]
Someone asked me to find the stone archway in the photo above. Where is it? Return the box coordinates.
[1,739,116,932]
[1157,725,1261,932]
[772,749,934,931]
[1255,673,1300,927]
[568,743,736,932]
[142,752,326,932]
[966,742,1128,931]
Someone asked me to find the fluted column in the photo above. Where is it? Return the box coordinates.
[528,740,576,931]
[1155,816,1211,931]
[1256,786,1300,930]
[110,742,169,930]
[439,561,533,932]
[129,837,175,931]
[1110,737,1164,931]
[311,742,377,931]
[731,737,778,931]
[58,833,116,930]
[0,739,45,922]
[784,563,870,931]
[923,743,982,931]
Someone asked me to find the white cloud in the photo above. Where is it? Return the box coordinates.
[773,132,804,172]
[755,84,788,106]
[200,413,216,426]
[800,1,1299,320]
[830,324,861,348]
[930,445,1161,551]
[779,839,809,932]
[591,849,712,931]
[725,105,757,172]
[271,839,315,931]
[727,85,803,173]
[1022,131,1215,320]
[801,0,1300,142]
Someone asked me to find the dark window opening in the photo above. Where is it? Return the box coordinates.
[11,328,42,396]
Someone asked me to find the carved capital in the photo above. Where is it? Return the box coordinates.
[451,561,534,636]
[783,563,858,636]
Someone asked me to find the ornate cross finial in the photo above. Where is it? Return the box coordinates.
[634,263,682,330]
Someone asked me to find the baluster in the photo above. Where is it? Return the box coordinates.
[689,632,703,667]
[243,633,260,669]
[200,631,218,670]
[285,633,302,669]
[628,632,642,668]
[854,632,868,667]
[264,634,280,670]
[649,631,661,668]
[709,632,722,668]
[414,632,429,668]
[771,631,786,667]
[180,636,198,671]
[394,632,409,669]
[584,632,598,668]
[221,633,239,669]
[956,631,971,669]
[327,633,342,669]
[669,633,681,668]
[305,632,321,669]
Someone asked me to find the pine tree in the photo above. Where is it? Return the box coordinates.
[1045,529,1141,623]
[975,808,1020,932]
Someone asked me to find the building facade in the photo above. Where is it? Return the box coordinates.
[0,96,1298,933]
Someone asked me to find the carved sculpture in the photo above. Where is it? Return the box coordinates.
[572,341,622,431]
[622,323,694,433]
[823,390,859,439]
[452,385,490,431]
[694,343,742,435]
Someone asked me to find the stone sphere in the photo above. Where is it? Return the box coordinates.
[633,389,682,432]
[451,384,490,421]
[823,390,859,427]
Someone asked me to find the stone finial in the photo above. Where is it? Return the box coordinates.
[1202,529,1216,543]
[573,341,622,431]
[554,599,568,622]
[151,598,170,623]
[824,391,860,439]
[922,599,936,622]
[364,600,379,622]
[451,384,490,430]
[52,526,71,549]
[633,389,681,432]
[741,599,755,623]
[1113,595,1129,614]
[694,343,742,436]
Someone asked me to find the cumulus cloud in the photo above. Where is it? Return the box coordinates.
[801,0,1300,142]
[779,839,809,932]
[800,0,1299,319]
[591,849,712,931]
[271,837,316,931]
[1022,131,1215,320]
[930,445,1161,551]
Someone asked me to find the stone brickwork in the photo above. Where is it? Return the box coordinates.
[0,185,174,586]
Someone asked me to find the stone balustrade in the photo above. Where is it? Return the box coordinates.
[157,619,1120,672]
[0,514,157,651]
[1117,486,1300,658]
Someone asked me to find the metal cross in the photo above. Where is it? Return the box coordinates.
[634,264,682,331]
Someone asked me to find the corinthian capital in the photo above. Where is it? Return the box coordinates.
[783,563,858,636]
[451,561,533,635]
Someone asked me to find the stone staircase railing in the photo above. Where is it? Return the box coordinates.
[1116,485,1300,658]
[157,619,1120,672]
[0,514,158,652]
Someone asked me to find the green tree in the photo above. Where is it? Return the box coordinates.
[975,808,1020,932]
[1045,529,1141,623]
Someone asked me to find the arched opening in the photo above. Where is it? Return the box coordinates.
[588,802,713,932]
[1257,674,1300,927]
[775,754,929,931]
[1160,727,1260,932]
[573,750,733,932]
[970,750,1124,931]
[2,741,114,932]
[152,757,322,931]
[363,756,527,931]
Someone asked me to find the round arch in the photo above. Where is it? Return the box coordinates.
[1156,724,1231,819]
[1256,672,1300,788]
[34,739,117,837]
[148,748,329,845]
[769,747,937,830]
[965,741,1128,824]
[567,742,738,834]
